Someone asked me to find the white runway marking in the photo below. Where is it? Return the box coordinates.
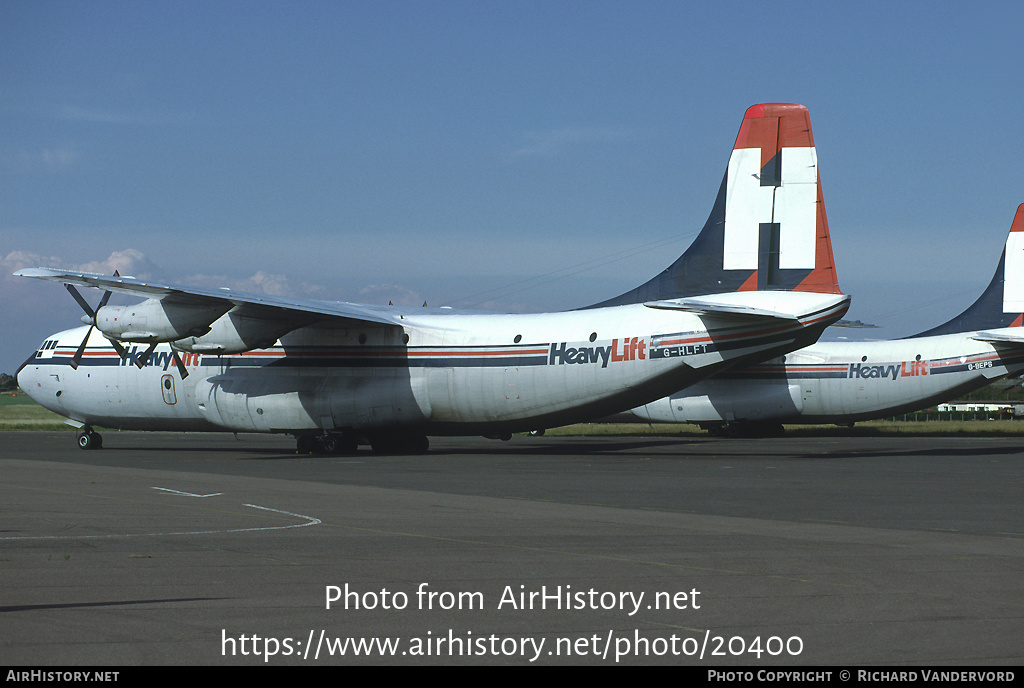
[1,496,321,541]
[151,487,224,497]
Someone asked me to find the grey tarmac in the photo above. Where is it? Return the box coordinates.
[1,431,1022,665]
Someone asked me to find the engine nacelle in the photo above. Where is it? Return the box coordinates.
[94,298,231,343]
[173,310,310,354]
[664,381,804,423]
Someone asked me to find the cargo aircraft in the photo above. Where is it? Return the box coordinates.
[626,204,1024,435]
[16,103,849,453]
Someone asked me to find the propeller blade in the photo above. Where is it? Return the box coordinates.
[135,342,157,369]
[172,349,189,379]
[105,337,128,360]
[70,326,92,370]
[66,284,96,320]
[97,271,118,311]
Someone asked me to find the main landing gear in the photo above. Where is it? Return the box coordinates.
[295,432,358,455]
[77,427,103,450]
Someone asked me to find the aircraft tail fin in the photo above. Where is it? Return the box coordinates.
[590,103,841,308]
[911,204,1024,337]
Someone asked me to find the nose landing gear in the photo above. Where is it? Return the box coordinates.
[77,428,103,450]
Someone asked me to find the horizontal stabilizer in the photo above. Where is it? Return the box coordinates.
[643,297,799,321]
[972,329,1024,345]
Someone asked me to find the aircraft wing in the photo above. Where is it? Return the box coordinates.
[14,267,404,328]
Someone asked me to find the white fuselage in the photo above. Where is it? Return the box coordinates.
[629,329,1024,425]
[19,292,847,436]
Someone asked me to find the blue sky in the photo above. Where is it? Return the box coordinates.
[3,1,1022,373]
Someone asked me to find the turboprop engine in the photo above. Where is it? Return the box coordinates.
[173,309,314,354]
[93,298,232,343]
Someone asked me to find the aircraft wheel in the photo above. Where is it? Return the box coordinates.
[77,431,101,450]
[318,434,339,454]
[312,433,358,455]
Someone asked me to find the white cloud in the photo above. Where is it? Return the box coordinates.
[178,270,331,299]
[75,249,161,278]
[357,283,424,307]
[3,250,64,271]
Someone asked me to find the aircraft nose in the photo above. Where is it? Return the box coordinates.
[16,348,64,414]
[16,352,40,393]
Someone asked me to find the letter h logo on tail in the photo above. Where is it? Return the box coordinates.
[724,147,817,286]
[724,104,837,293]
